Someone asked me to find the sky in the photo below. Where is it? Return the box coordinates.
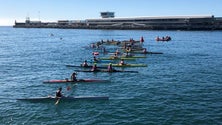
[0,0,222,26]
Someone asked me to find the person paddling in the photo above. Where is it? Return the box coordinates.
[112,53,118,59]
[119,59,125,65]
[140,36,144,43]
[91,63,98,71]
[107,63,114,72]
[93,56,99,62]
[143,48,147,53]
[56,87,63,98]
[55,87,63,105]
[82,60,88,67]
[71,72,77,81]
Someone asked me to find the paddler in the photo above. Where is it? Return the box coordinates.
[71,72,77,81]
[56,87,63,98]
[143,48,147,53]
[115,49,120,55]
[119,59,125,65]
[126,47,131,52]
[93,56,98,62]
[107,63,114,72]
[82,60,88,67]
[91,63,98,71]
[112,53,118,59]
[125,51,130,57]
[102,47,106,53]
[140,36,144,43]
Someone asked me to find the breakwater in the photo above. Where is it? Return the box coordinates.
[13,15,222,30]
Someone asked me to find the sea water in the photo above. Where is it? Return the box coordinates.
[0,27,222,124]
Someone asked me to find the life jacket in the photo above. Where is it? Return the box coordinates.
[56,91,62,97]
[82,62,88,67]
[120,61,124,65]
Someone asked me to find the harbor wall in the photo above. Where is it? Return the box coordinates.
[13,16,222,30]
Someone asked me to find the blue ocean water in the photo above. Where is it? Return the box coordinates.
[0,26,222,124]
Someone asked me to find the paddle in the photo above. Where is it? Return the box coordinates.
[55,97,61,105]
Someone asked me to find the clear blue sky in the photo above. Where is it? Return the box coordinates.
[0,0,222,26]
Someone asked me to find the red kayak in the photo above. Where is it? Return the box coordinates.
[43,79,110,84]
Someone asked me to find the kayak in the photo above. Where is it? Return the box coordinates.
[74,69,139,73]
[103,63,147,67]
[123,48,145,52]
[98,57,135,60]
[129,51,163,54]
[43,79,110,84]
[120,55,146,58]
[17,96,109,102]
[65,64,107,69]
[89,60,113,63]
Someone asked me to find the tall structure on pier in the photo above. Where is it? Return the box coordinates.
[25,16,30,24]
[100,12,115,18]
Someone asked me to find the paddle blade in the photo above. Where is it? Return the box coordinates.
[55,98,60,105]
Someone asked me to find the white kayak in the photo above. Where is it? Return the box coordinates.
[17,96,109,102]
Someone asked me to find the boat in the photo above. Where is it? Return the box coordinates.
[129,51,163,54]
[120,55,146,58]
[74,69,139,73]
[65,64,107,69]
[89,59,113,63]
[155,36,171,41]
[103,63,147,67]
[123,48,145,52]
[101,40,121,45]
[43,79,110,84]
[17,96,109,102]
[98,57,136,60]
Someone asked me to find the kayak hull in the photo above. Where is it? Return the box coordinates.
[99,57,135,60]
[120,56,146,58]
[103,64,147,67]
[65,65,107,69]
[130,51,163,54]
[89,60,113,63]
[74,69,138,73]
[17,96,109,102]
[43,79,110,84]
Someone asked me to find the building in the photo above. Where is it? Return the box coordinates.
[100,12,115,18]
